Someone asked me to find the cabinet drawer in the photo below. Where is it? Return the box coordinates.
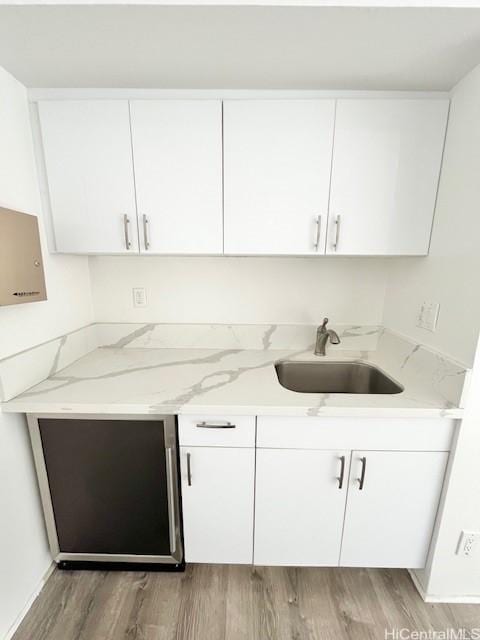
[257,416,456,451]
[178,415,255,447]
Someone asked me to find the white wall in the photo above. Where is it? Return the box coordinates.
[407,63,480,600]
[383,64,480,368]
[0,413,52,640]
[0,70,93,360]
[89,256,388,325]
[419,333,480,600]
[0,66,93,639]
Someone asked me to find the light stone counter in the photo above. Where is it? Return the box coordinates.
[1,324,468,418]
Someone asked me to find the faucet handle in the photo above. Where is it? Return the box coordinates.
[321,317,329,330]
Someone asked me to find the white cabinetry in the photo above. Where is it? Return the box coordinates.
[223,100,335,254]
[223,98,448,256]
[178,415,452,568]
[38,101,138,254]
[130,100,223,254]
[254,449,350,566]
[253,417,452,569]
[38,97,449,256]
[178,415,255,564]
[180,446,255,564]
[340,450,448,568]
[327,99,449,255]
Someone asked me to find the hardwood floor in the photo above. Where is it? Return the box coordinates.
[13,566,480,640]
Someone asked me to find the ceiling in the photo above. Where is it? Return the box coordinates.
[1,5,480,89]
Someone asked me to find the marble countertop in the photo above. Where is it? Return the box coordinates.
[1,339,466,419]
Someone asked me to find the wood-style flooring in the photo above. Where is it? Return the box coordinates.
[12,565,480,640]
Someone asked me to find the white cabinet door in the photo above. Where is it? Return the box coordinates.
[254,449,350,566]
[180,447,255,564]
[38,101,138,254]
[224,100,335,255]
[130,100,223,254]
[340,451,448,568]
[327,99,449,255]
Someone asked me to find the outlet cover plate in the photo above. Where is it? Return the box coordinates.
[133,287,147,308]
[457,530,480,557]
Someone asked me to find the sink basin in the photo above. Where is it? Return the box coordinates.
[275,361,403,394]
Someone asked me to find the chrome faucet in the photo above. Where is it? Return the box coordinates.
[314,318,341,356]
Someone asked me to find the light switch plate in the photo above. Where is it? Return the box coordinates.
[417,301,440,332]
[132,287,147,308]
[425,302,440,332]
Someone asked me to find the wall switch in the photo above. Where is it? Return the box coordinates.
[457,530,480,557]
[417,301,440,332]
[424,302,440,332]
[132,287,147,308]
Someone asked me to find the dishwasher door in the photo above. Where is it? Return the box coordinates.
[29,415,182,566]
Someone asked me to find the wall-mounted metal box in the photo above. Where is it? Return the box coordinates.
[0,207,47,306]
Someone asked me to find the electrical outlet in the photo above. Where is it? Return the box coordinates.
[457,530,480,557]
[132,287,147,308]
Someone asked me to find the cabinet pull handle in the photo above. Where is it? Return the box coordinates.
[333,214,341,251]
[196,421,235,429]
[123,214,132,250]
[143,214,150,250]
[186,452,192,486]
[358,456,367,490]
[314,215,322,251]
[165,447,177,553]
[337,455,346,489]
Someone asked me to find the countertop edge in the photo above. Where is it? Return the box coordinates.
[1,402,464,420]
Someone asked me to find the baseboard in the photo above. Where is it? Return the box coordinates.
[408,570,480,603]
[4,562,55,640]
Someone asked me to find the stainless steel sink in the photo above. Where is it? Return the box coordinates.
[275,361,403,394]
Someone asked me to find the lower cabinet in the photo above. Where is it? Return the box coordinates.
[340,450,449,568]
[180,446,255,564]
[179,416,452,569]
[254,449,350,566]
[254,448,448,569]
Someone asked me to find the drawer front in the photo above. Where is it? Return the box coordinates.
[178,415,256,447]
[256,416,456,451]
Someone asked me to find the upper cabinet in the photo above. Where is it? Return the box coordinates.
[223,100,335,255]
[223,98,448,256]
[130,100,223,254]
[37,96,449,256]
[327,99,449,256]
[38,101,138,254]
[39,99,223,255]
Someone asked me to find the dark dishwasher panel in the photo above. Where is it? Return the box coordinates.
[35,417,182,564]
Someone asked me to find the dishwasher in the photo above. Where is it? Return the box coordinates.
[28,415,183,570]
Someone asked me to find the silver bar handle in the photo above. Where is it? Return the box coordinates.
[186,452,192,486]
[165,447,177,553]
[196,421,235,429]
[143,214,150,250]
[333,214,341,251]
[358,456,367,490]
[123,214,132,250]
[337,455,346,490]
[314,215,322,251]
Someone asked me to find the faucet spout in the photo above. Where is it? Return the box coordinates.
[314,318,341,356]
